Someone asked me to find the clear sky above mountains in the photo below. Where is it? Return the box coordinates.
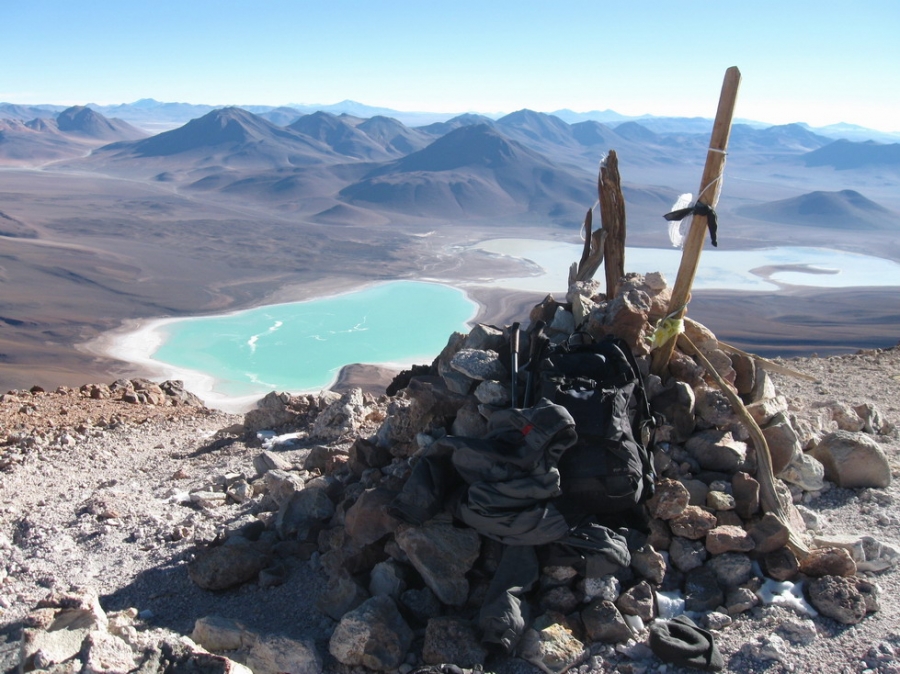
[4,0,898,132]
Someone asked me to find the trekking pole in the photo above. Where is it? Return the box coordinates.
[510,322,520,408]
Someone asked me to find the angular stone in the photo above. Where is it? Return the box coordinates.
[253,450,293,475]
[810,431,892,488]
[581,600,633,643]
[646,518,672,551]
[854,402,885,434]
[650,382,696,443]
[732,472,760,519]
[422,617,487,668]
[779,452,825,492]
[188,540,271,590]
[731,350,756,397]
[600,287,652,355]
[450,399,489,438]
[369,559,409,599]
[685,430,748,473]
[344,487,400,547]
[239,634,323,674]
[275,486,335,540]
[799,547,857,578]
[725,586,759,615]
[763,412,801,475]
[706,525,755,555]
[263,469,305,508]
[540,586,579,615]
[807,576,868,625]
[464,324,506,352]
[706,491,735,511]
[192,615,246,651]
[749,513,791,555]
[519,623,587,674]
[580,575,620,603]
[630,545,666,584]
[474,379,510,407]
[328,596,413,670]
[399,586,442,624]
[776,618,818,646]
[715,510,743,528]
[669,506,717,540]
[707,552,753,588]
[615,581,655,621]
[317,571,369,621]
[646,478,690,520]
[762,547,800,582]
[450,348,508,381]
[679,478,709,507]
[684,566,724,613]
[395,520,480,606]
[669,537,707,573]
[747,395,788,427]
[693,386,739,429]
[829,401,865,432]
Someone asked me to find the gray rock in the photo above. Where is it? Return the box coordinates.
[763,412,801,475]
[747,395,788,426]
[694,386,739,429]
[582,600,633,643]
[779,451,825,492]
[81,631,137,674]
[630,545,666,584]
[776,618,818,646]
[615,581,655,621]
[685,429,748,473]
[369,559,409,598]
[399,586,443,623]
[669,536,707,573]
[679,478,709,507]
[450,400,489,438]
[651,382,696,443]
[706,490,735,511]
[474,379,511,407]
[807,576,868,625]
[422,617,487,667]
[684,566,724,612]
[705,611,733,630]
[188,539,271,590]
[450,348,508,381]
[254,450,293,475]
[192,615,246,651]
[811,430,892,488]
[275,485,335,540]
[328,596,414,670]
[263,469,305,508]
[312,388,368,441]
[669,505,717,540]
[854,402,885,434]
[749,512,791,555]
[580,575,620,602]
[708,552,753,588]
[732,472,760,519]
[706,525,755,555]
[829,401,865,431]
[317,571,369,621]
[395,520,481,606]
[344,487,401,547]
[725,586,759,615]
[518,623,587,674]
[646,478,690,520]
[239,634,322,674]
[464,324,506,351]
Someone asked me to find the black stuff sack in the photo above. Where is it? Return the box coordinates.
[531,333,656,517]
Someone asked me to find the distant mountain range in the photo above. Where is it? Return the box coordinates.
[2,98,898,143]
[1,103,898,231]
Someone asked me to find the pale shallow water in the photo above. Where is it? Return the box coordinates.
[469,239,900,293]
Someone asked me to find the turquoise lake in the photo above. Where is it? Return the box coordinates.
[150,281,477,398]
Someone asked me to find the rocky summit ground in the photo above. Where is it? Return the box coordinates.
[1,343,900,674]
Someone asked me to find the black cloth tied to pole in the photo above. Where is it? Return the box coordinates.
[663,201,719,247]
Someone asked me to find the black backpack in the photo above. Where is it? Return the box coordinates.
[526,332,656,517]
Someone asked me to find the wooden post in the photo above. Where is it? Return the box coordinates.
[651,66,741,377]
[600,150,626,298]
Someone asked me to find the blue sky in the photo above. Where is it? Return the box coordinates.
[4,0,898,131]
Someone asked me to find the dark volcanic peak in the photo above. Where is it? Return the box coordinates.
[356,116,430,154]
[390,123,547,173]
[803,139,900,169]
[417,113,495,136]
[55,106,146,141]
[117,107,328,160]
[288,111,379,158]
[729,122,831,153]
[495,109,576,146]
[738,189,899,230]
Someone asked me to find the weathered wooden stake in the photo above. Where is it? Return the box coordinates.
[599,151,626,298]
[651,66,741,377]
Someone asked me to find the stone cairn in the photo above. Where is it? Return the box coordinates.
[27,273,891,674]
